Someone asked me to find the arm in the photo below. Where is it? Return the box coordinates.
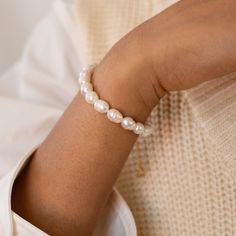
[12,0,236,235]
[11,57,158,236]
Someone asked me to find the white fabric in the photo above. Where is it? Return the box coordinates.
[0,0,52,74]
[0,1,136,235]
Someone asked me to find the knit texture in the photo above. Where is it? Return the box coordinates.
[73,1,236,235]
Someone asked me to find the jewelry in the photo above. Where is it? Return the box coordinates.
[78,64,153,137]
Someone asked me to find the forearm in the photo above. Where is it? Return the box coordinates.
[11,55,159,236]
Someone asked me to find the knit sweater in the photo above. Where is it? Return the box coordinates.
[73,0,236,235]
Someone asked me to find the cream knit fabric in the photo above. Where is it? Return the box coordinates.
[73,0,236,235]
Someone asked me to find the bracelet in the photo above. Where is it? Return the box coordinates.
[78,64,153,137]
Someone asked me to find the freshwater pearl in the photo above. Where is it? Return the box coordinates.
[78,64,96,84]
[133,122,145,135]
[107,109,123,123]
[78,71,91,84]
[94,99,109,113]
[142,126,153,137]
[121,117,136,130]
[85,91,98,104]
[83,63,97,72]
[80,82,93,96]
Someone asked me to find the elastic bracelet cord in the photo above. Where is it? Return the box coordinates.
[78,64,153,137]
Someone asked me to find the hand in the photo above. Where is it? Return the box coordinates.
[96,0,236,112]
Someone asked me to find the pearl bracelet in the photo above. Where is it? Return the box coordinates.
[78,64,153,137]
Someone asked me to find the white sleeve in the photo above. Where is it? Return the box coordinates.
[0,1,82,176]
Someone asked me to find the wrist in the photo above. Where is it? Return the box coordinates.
[92,42,164,122]
[92,61,151,122]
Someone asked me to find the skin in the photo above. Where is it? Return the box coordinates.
[11,0,236,235]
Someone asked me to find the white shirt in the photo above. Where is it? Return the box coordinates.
[0,1,137,235]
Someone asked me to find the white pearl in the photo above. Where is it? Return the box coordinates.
[107,109,123,123]
[80,82,93,96]
[79,64,97,85]
[82,63,97,72]
[121,117,136,130]
[133,122,145,135]
[94,99,109,113]
[142,126,153,137]
[78,72,91,84]
[85,91,99,104]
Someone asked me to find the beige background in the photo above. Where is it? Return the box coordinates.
[0,0,52,75]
